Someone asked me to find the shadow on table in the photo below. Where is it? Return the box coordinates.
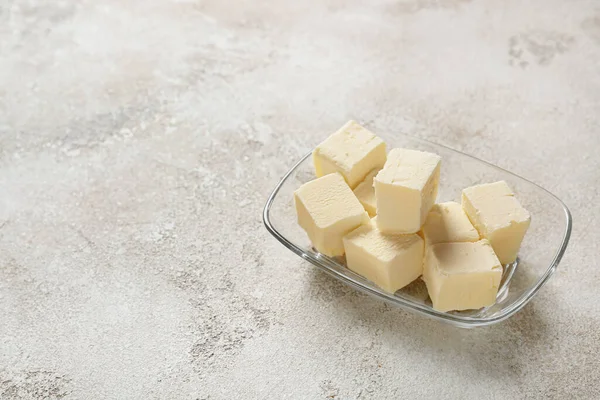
[306,267,553,382]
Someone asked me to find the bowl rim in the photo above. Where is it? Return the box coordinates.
[262,135,572,327]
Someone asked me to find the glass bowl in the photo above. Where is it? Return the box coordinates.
[263,134,572,328]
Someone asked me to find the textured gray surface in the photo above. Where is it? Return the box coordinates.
[0,0,599,398]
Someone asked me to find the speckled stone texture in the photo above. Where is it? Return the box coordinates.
[0,0,599,398]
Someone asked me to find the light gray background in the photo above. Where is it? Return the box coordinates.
[1,0,599,399]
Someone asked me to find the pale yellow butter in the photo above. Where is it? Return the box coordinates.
[313,120,387,189]
[294,173,369,257]
[353,168,380,217]
[343,218,424,293]
[423,239,502,312]
[374,148,441,234]
[421,202,479,246]
[461,181,530,264]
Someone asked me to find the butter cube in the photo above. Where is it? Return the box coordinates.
[353,169,380,217]
[374,148,441,234]
[421,202,479,246]
[423,240,502,312]
[313,120,387,189]
[461,181,531,264]
[294,173,369,257]
[343,218,424,293]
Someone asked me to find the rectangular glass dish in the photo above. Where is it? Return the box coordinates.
[263,134,571,328]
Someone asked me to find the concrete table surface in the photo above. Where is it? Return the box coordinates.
[1,0,599,398]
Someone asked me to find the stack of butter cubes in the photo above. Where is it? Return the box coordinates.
[294,121,531,312]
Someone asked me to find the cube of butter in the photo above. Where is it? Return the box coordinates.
[343,218,424,293]
[421,202,479,246]
[374,148,441,234]
[423,239,502,312]
[294,173,369,257]
[461,181,531,265]
[313,120,387,189]
[353,168,380,217]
